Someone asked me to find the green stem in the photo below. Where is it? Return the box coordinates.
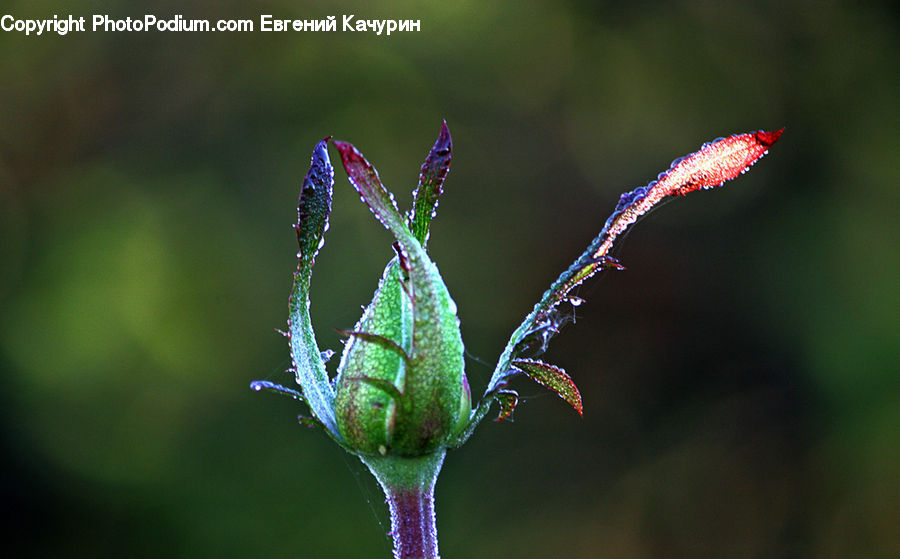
[360,451,446,559]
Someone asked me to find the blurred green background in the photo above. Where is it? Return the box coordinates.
[1,1,897,557]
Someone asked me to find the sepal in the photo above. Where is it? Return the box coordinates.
[285,140,342,440]
[250,380,306,402]
[481,129,784,421]
[408,121,452,246]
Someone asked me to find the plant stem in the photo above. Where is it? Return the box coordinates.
[384,483,439,558]
[361,450,446,559]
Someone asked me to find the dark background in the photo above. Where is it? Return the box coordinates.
[2,1,897,557]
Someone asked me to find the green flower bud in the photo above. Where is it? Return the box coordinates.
[334,252,466,457]
[331,133,468,458]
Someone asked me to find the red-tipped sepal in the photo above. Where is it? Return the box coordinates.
[593,128,784,257]
[483,128,784,402]
[333,140,408,238]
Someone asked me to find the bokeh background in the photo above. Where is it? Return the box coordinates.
[2,1,897,557]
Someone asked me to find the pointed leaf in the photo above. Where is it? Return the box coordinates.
[409,120,452,246]
[485,129,783,397]
[287,140,340,438]
[494,390,519,422]
[511,359,583,416]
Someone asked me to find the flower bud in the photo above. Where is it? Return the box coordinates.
[334,255,467,457]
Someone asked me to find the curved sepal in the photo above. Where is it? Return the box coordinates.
[510,359,583,416]
[249,381,330,434]
[483,129,784,409]
[250,380,306,402]
[409,121,452,246]
[336,328,412,363]
[287,139,341,440]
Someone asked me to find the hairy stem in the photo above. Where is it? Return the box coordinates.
[385,484,439,558]
[361,451,445,559]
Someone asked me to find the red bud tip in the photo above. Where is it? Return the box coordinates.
[755,128,784,147]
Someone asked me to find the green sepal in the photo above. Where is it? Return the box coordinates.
[355,376,406,404]
[287,139,341,440]
[336,328,412,363]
